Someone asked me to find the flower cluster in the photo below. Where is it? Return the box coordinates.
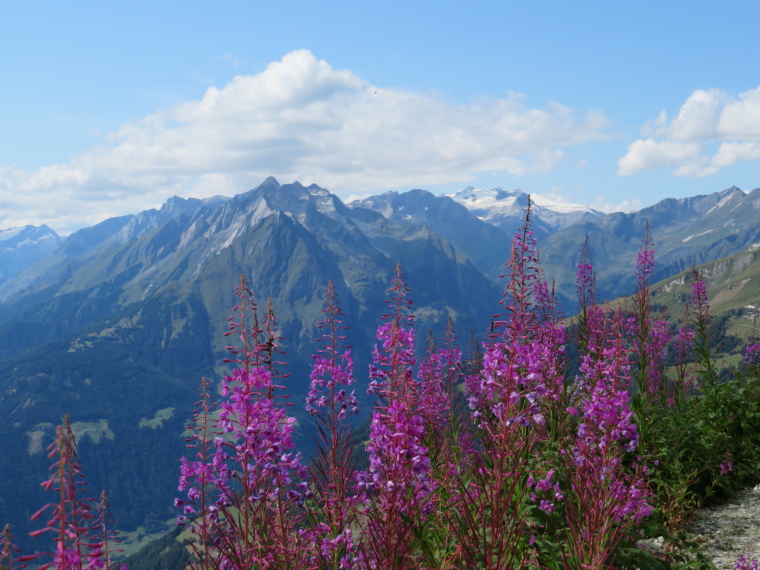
[368,322,416,399]
[735,556,760,570]
[746,343,760,368]
[307,353,357,418]
[363,401,431,502]
[177,281,309,569]
[416,345,457,437]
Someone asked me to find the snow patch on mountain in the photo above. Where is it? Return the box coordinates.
[706,190,742,216]
[446,186,601,230]
[447,187,521,214]
[0,227,26,242]
[682,229,715,243]
[0,225,62,282]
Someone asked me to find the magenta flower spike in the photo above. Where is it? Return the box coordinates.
[223,274,264,373]
[302,281,361,569]
[735,556,760,570]
[22,416,111,570]
[357,264,437,569]
[368,263,416,406]
[416,336,455,441]
[574,235,607,358]
[690,267,718,388]
[746,343,760,370]
[0,525,20,570]
[177,276,309,569]
[628,222,672,400]
[306,281,358,424]
[495,196,541,344]
[561,308,653,567]
[576,235,597,311]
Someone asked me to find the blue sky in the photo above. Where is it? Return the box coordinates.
[2,0,760,233]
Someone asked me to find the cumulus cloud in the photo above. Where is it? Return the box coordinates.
[590,195,642,214]
[617,139,704,176]
[1,49,609,233]
[619,85,760,177]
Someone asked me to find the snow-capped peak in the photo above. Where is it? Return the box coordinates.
[448,186,523,210]
[529,193,600,214]
[446,186,601,231]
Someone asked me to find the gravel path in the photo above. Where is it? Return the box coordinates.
[686,485,760,568]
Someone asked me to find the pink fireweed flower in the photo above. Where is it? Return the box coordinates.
[691,278,709,320]
[356,399,432,568]
[625,316,671,395]
[179,365,308,567]
[363,268,427,497]
[355,264,433,567]
[368,323,416,397]
[635,222,655,285]
[416,346,458,435]
[495,204,541,343]
[368,264,416,406]
[473,335,564,431]
[363,401,432,501]
[745,343,760,368]
[302,282,363,568]
[636,244,654,281]
[306,351,357,418]
[0,524,20,570]
[689,268,719,387]
[735,556,760,570]
[25,417,121,570]
[675,327,695,364]
[718,451,734,476]
[561,311,653,568]
[576,260,596,308]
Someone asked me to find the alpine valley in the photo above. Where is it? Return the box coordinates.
[1,177,759,560]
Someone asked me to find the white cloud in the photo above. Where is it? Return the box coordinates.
[0,49,609,234]
[619,85,760,177]
[617,139,703,176]
[717,87,760,139]
[591,195,642,214]
[711,141,760,167]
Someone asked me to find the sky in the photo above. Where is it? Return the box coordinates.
[2,0,760,234]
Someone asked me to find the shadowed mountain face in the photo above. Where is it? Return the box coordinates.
[350,188,512,279]
[0,177,501,548]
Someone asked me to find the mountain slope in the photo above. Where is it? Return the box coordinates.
[0,177,501,549]
[539,186,760,308]
[650,244,760,331]
[349,188,512,279]
[0,225,61,283]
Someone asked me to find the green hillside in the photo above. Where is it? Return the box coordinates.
[649,246,760,341]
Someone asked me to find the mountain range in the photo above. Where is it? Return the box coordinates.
[1,177,759,556]
[0,178,499,549]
